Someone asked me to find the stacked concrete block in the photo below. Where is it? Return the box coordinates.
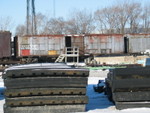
[106,67,150,110]
[3,63,89,113]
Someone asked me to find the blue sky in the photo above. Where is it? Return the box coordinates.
[0,0,149,34]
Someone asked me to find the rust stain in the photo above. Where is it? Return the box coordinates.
[129,34,150,36]
[85,34,123,37]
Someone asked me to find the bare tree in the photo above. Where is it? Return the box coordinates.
[95,6,120,34]
[16,16,32,36]
[16,0,150,36]
[43,17,65,34]
[127,2,142,33]
[35,13,48,34]
[115,2,130,34]
[0,16,14,31]
[95,0,143,34]
[141,4,150,33]
[117,1,142,34]
[65,18,79,34]
[15,13,48,35]
[66,9,95,34]
[15,24,26,36]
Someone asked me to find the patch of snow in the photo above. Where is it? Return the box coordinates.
[85,77,114,112]
[85,77,150,113]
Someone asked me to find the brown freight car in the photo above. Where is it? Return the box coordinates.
[0,31,11,58]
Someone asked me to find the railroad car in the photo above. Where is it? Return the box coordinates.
[16,34,84,57]
[84,34,124,55]
[126,34,150,54]
[0,31,11,59]
[16,34,125,59]
[1,31,150,64]
[14,34,85,62]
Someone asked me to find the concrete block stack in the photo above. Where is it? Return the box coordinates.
[106,67,150,110]
[3,63,89,113]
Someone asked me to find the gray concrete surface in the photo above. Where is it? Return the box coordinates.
[89,70,109,78]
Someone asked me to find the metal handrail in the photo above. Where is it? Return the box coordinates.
[65,47,79,55]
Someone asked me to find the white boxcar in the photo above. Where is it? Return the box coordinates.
[127,34,150,53]
[17,35,85,57]
[17,35,65,57]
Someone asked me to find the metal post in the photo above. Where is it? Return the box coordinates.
[32,0,37,35]
[65,48,67,63]
[77,48,79,64]
[26,0,30,35]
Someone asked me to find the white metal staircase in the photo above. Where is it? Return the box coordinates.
[55,47,79,63]
[55,54,65,63]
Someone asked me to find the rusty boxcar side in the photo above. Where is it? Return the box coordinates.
[69,35,85,55]
[0,31,11,58]
[17,35,64,57]
[17,34,85,57]
[16,34,150,58]
[84,34,124,55]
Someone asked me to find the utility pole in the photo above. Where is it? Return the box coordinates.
[32,0,37,35]
[26,0,30,35]
[26,0,37,35]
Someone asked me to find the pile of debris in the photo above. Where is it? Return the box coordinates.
[3,63,89,113]
[105,67,150,109]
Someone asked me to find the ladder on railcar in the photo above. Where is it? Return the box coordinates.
[55,54,65,63]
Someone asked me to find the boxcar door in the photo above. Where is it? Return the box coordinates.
[65,36,72,47]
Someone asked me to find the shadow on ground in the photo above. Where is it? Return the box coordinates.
[0,87,5,100]
[86,84,114,111]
